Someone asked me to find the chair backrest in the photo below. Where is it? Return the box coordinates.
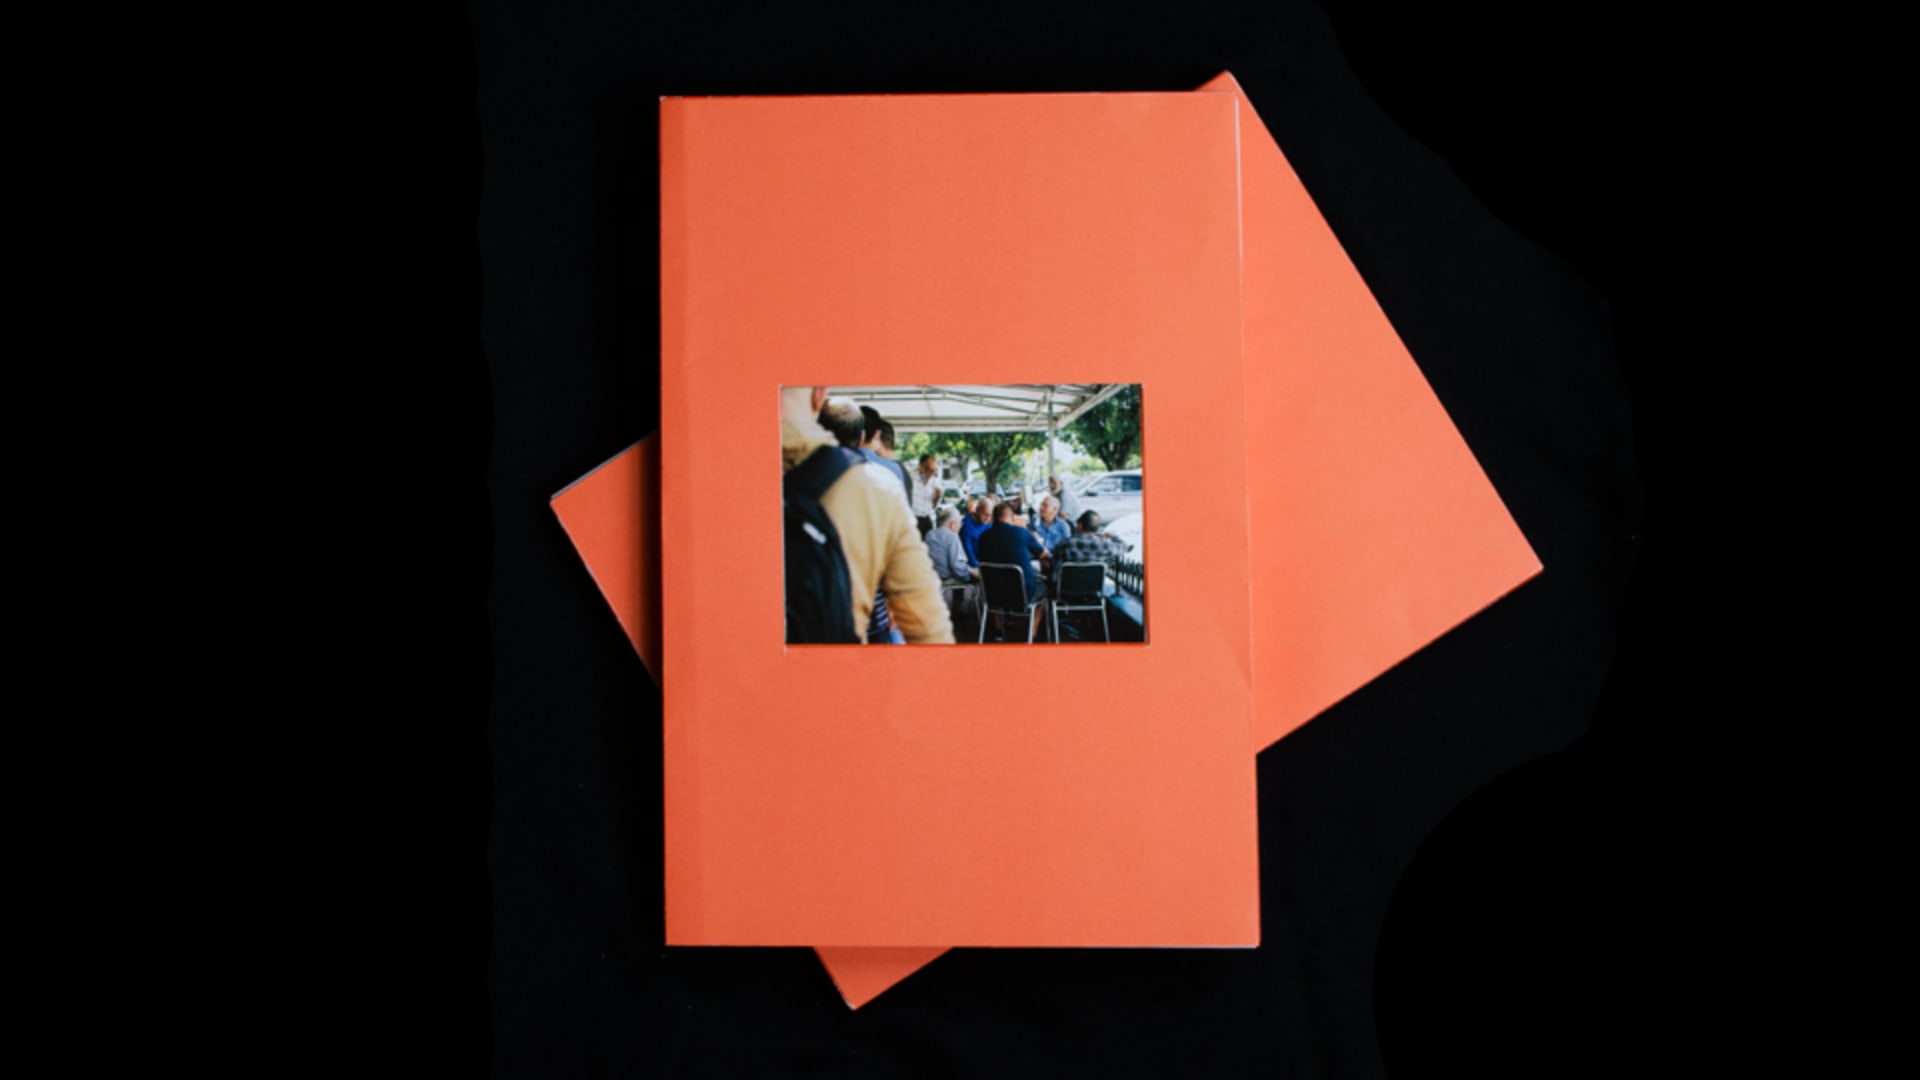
[1056,561,1107,602]
[976,562,1029,610]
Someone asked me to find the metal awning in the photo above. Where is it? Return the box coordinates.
[840,384,1123,433]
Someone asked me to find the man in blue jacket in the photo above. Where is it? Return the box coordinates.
[959,496,994,568]
[976,501,1050,602]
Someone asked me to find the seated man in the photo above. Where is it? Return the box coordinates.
[926,507,978,585]
[1050,509,1131,595]
[926,506,979,624]
[959,496,994,568]
[1027,494,1070,552]
[1002,490,1030,528]
[976,501,1050,602]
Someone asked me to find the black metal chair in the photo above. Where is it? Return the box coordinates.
[976,562,1044,643]
[1050,561,1112,643]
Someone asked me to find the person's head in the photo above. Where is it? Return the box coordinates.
[1075,510,1103,534]
[781,386,835,466]
[971,498,992,522]
[858,406,897,456]
[918,453,936,477]
[1040,495,1058,521]
[1048,475,1063,493]
[817,398,865,448]
[992,502,1015,524]
[938,507,961,532]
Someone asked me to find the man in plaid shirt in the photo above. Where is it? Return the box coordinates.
[1049,510,1132,594]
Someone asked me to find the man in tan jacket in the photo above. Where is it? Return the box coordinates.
[782,386,955,644]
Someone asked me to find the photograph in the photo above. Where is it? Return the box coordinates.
[782,384,1146,644]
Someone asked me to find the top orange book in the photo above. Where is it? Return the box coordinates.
[660,92,1260,946]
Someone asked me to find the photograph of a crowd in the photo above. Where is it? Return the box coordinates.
[782,384,1146,644]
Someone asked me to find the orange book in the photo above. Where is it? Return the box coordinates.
[654,90,1260,947]
[553,73,1539,1003]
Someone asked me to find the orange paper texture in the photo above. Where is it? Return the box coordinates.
[657,92,1261,948]
[552,437,661,680]
[553,72,1539,1006]
[1203,72,1542,742]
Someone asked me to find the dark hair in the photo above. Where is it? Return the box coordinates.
[919,453,935,466]
[1076,510,1103,532]
[993,502,1015,523]
[857,405,898,450]
[864,407,898,449]
[818,400,866,448]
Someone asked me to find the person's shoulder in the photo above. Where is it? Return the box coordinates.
[838,460,908,501]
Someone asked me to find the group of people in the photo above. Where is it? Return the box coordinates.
[781,386,1135,644]
[931,489,1130,609]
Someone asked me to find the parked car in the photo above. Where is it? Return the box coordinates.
[1076,469,1142,522]
[1101,510,1143,559]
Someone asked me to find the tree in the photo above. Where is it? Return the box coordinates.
[896,431,937,463]
[1063,385,1142,471]
[921,430,1044,491]
[895,431,967,482]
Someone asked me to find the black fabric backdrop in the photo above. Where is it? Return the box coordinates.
[354,2,1684,1075]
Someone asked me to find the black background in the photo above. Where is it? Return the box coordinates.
[336,2,1690,1075]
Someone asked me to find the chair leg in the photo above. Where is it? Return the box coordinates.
[1027,605,1038,643]
[1100,604,1110,643]
[1050,605,1058,644]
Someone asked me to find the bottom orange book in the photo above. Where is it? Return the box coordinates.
[550,72,1539,1006]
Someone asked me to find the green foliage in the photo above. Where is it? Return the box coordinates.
[896,431,937,461]
[908,432,968,482]
[888,385,1141,492]
[919,430,1045,491]
[1063,385,1142,472]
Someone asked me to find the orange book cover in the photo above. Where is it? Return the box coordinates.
[654,91,1260,947]
[554,73,1539,1002]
